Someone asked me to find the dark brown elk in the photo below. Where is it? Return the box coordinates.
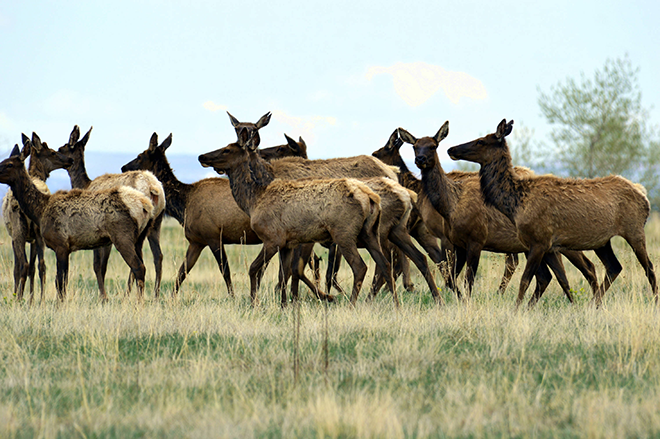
[447,119,657,308]
[0,141,154,302]
[2,134,73,303]
[122,133,261,296]
[372,129,520,295]
[227,111,272,147]
[198,130,398,307]
[57,126,166,301]
[401,121,599,305]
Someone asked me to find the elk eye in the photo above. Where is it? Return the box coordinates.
[6,163,13,168]
[476,140,484,146]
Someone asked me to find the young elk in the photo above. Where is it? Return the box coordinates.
[401,122,599,306]
[58,126,166,300]
[2,133,73,303]
[0,141,154,302]
[198,130,398,307]
[372,130,520,295]
[448,119,657,308]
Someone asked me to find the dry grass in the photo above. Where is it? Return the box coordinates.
[1,215,660,438]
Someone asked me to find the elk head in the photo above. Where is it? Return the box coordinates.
[198,129,253,174]
[447,119,514,165]
[398,121,449,170]
[0,142,30,185]
[121,132,172,173]
[227,111,271,148]
[372,129,404,164]
[259,134,308,161]
[57,125,93,163]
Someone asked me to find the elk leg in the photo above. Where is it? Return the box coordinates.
[147,212,164,298]
[370,240,395,299]
[93,245,112,302]
[11,239,28,301]
[278,247,293,307]
[361,232,398,307]
[208,241,233,297]
[249,243,279,306]
[516,246,547,310]
[390,225,441,303]
[398,247,414,292]
[335,242,367,306]
[410,221,444,265]
[592,241,623,307]
[113,237,146,302]
[542,252,574,303]
[626,235,658,304]
[55,250,69,302]
[497,253,519,295]
[451,247,468,300]
[463,244,483,298]
[34,234,46,304]
[27,241,37,303]
[175,242,205,295]
[326,243,345,294]
[526,259,552,307]
[561,250,599,295]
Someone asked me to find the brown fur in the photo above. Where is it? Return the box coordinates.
[58,125,166,300]
[402,122,599,305]
[198,131,398,307]
[2,133,73,304]
[447,119,656,308]
[0,142,153,302]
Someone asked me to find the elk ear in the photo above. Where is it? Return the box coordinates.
[386,130,402,150]
[227,112,240,128]
[159,133,172,151]
[31,132,43,153]
[10,144,20,157]
[21,133,29,146]
[78,126,93,150]
[256,112,272,129]
[496,119,513,140]
[19,141,31,161]
[148,133,159,151]
[69,125,80,146]
[434,121,449,143]
[284,134,299,153]
[397,128,417,145]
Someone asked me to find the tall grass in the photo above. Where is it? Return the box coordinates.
[1,215,660,438]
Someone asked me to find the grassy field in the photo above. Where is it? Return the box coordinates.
[1,215,660,438]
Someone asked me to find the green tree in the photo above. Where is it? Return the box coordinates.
[538,55,660,207]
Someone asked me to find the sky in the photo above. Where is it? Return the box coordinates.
[1,0,658,178]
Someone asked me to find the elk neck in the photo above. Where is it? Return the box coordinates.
[8,169,49,227]
[420,159,460,220]
[225,151,274,217]
[478,150,525,224]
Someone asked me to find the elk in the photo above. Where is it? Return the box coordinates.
[372,129,520,295]
[274,133,442,299]
[57,125,166,300]
[401,122,600,305]
[447,119,657,308]
[198,130,399,307]
[0,140,154,302]
[2,133,73,303]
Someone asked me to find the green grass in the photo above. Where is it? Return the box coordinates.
[1,216,660,438]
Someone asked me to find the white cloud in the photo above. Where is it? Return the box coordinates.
[366,62,487,107]
[271,110,336,145]
[203,101,228,112]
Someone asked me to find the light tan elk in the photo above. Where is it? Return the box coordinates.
[198,130,398,307]
[0,140,154,302]
[274,133,443,300]
[447,119,656,308]
[401,121,599,305]
[58,126,166,300]
[2,134,73,303]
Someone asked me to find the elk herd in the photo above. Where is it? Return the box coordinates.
[1,115,657,310]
